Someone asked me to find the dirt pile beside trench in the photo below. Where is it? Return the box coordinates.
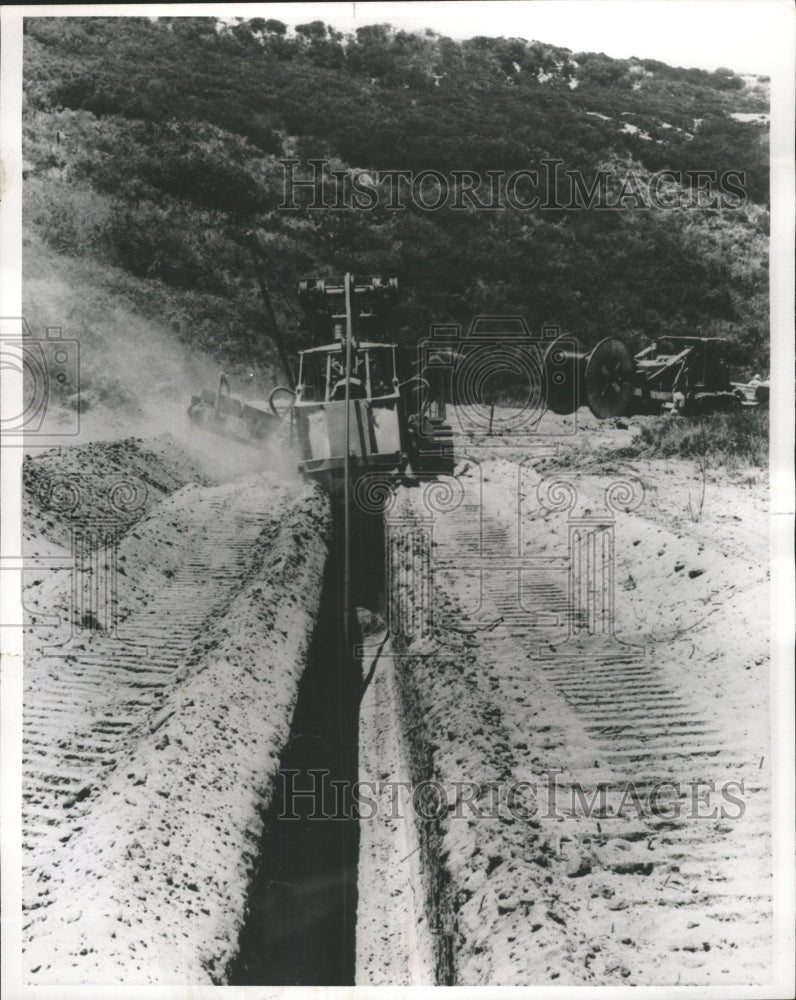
[23,434,212,557]
[373,452,770,986]
[23,460,331,984]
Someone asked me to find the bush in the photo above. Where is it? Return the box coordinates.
[24,178,113,258]
[107,199,236,296]
[23,16,771,371]
[619,408,768,467]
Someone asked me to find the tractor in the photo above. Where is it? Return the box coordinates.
[188,235,454,491]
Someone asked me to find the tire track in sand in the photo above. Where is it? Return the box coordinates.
[22,479,297,915]
[413,465,771,984]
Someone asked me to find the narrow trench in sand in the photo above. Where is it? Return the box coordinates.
[229,504,386,986]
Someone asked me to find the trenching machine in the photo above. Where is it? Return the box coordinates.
[188,240,458,650]
[189,232,760,476]
[188,235,454,491]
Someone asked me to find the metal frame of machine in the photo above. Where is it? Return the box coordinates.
[541,332,751,419]
[292,274,454,489]
[188,238,454,486]
[187,374,283,447]
[292,339,408,481]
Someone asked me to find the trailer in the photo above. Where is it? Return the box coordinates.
[632,336,740,414]
[541,333,749,418]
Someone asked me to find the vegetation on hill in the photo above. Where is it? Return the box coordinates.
[617,408,768,467]
[23,16,770,383]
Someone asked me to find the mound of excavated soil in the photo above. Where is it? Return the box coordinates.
[366,449,770,986]
[23,435,212,557]
[22,455,331,984]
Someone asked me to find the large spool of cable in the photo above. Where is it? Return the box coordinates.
[583,337,635,418]
[542,334,583,415]
[543,334,635,419]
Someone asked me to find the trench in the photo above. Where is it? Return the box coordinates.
[228,501,386,986]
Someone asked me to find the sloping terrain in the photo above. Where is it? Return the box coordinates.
[23,16,770,378]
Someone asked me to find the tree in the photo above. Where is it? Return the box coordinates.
[295,21,327,41]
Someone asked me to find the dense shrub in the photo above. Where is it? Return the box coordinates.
[107,200,235,296]
[24,178,114,258]
[619,408,768,467]
[22,16,770,375]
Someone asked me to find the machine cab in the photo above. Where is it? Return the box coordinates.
[293,342,408,480]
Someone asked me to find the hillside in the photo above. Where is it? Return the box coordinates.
[23,16,770,385]
[16,15,777,990]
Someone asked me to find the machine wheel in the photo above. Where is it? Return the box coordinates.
[583,337,635,419]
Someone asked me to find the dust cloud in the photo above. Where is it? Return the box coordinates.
[24,263,301,485]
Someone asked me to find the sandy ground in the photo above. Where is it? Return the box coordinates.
[17,380,774,987]
[356,615,435,985]
[21,436,331,984]
[365,408,772,986]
